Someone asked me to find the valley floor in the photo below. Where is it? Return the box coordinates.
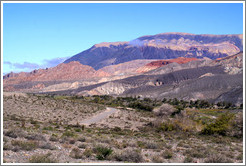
[2,92,243,163]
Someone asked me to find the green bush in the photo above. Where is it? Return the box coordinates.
[128,102,153,112]
[201,113,234,136]
[94,146,113,160]
[162,150,173,159]
[62,130,76,137]
[157,121,176,132]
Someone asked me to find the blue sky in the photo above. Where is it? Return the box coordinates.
[3,2,243,74]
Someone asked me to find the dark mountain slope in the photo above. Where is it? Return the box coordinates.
[64,33,242,69]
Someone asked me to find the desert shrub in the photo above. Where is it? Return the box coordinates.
[157,120,176,132]
[236,154,243,160]
[69,148,83,159]
[77,137,86,142]
[184,148,207,158]
[94,146,113,160]
[29,153,57,163]
[78,143,87,149]
[204,154,233,163]
[183,156,193,163]
[69,139,76,144]
[145,141,159,149]
[25,133,46,141]
[30,118,38,125]
[62,130,76,137]
[162,149,173,159]
[11,140,38,151]
[74,128,81,132]
[3,143,12,150]
[3,136,8,143]
[39,142,56,150]
[153,104,175,117]
[113,126,121,132]
[137,141,145,148]
[4,130,18,138]
[152,155,164,163]
[42,126,54,131]
[49,135,59,142]
[201,113,234,136]
[83,148,93,158]
[229,112,243,138]
[128,102,153,112]
[114,149,143,163]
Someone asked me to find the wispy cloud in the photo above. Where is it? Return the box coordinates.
[129,39,148,47]
[4,57,69,74]
[43,57,69,68]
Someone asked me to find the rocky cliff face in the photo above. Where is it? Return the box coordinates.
[214,52,243,74]
[64,32,243,69]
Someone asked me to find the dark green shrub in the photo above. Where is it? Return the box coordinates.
[74,128,81,132]
[77,137,86,142]
[157,121,176,132]
[128,102,153,112]
[62,130,75,137]
[5,130,18,138]
[162,150,173,159]
[94,146,113,160]
[42,126,53,131]
[201,113,234,136]
[184,156,193,163]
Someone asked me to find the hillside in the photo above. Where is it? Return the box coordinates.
[64,32,242,69]
[3,62,110,91]
[136,57,198,73]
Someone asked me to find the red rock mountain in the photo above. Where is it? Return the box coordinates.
[3,61,110,85]
[137,57,198,73]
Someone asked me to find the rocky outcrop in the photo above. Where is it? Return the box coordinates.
[214,52,243,74]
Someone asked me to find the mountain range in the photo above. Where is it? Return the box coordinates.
[3,32,243,105]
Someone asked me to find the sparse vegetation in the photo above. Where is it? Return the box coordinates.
[29,153,57,163]
[11,140,38,151]
[3,93,243,163]
[114,149,143,163]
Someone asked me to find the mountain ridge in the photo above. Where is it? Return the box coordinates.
[64,32,242,69]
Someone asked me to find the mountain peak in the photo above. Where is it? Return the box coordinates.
[93,41,128,48]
